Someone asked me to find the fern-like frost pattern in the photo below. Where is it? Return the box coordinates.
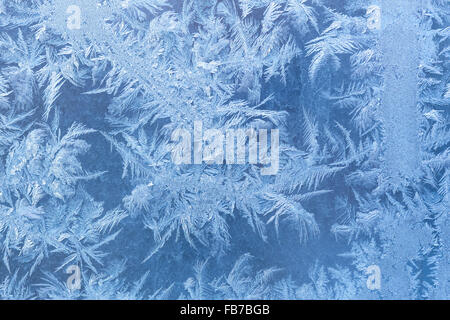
[0,0,448,300]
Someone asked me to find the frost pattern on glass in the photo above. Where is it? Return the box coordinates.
[0,0,448,300]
